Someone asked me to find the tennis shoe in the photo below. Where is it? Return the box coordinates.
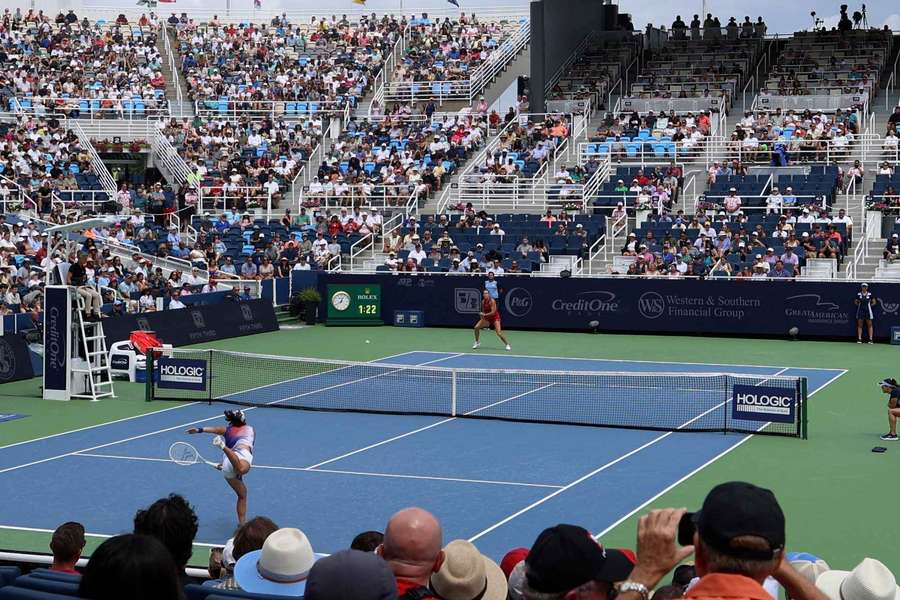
[868,341,874,345]
[472,342,480,349]
[857,340,862,344]
[879,433,898,441]
[505,344,511,351]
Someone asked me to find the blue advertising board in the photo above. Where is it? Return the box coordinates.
[101,299,279,347]
[43,286,70,399]
[157,358,208,391]
[731,384,797,424]
[322,274,900,340]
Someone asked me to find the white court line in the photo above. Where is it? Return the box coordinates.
[304,382,556,470]
[413,350,850,373]
[0,524,220,548]
[593,367,848,539]
[72,451,563,489]
[0,353,460,476]
[465,373,788,544]
[265,352,464,408]
[467,367,839,543]
[0,349,424,455]
[0,402,202,453]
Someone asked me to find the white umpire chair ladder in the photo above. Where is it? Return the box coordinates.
[71,292,115,401]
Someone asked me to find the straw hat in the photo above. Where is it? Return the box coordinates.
[817,558,900,600]
[234,528,317,596]
[430,540,507,600]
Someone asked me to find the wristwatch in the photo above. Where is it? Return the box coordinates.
[618,581,650,600]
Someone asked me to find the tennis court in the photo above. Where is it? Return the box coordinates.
[0,348,843,561]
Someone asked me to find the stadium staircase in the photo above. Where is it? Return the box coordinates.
[849,86,900,280]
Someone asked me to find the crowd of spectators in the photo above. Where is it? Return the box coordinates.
[160,116,324,213]
[465,114,570,184]
[391,14,518,84]
[589,110,711,159]
[668,14,768,40]
[628,25,759,105]
[20,481,897,600]
[0,116,103,213]
[306,112,488,208]
[174,14,402,108]
[0,8,166,117]
[381,207,602,274]
[730,108,860,164]
[616,206,851,279]
[762,30,891,97]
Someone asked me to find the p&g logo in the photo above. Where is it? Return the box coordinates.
[504,287,533,317]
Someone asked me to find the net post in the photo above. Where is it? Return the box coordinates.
[800,377,808,440]
[207,349,214,405]
[144,350,154,402]
[451,369,457,417]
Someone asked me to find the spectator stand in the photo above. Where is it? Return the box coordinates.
[697,164,841,217]
[0,114,116,215]
[621,30,765,114]
[159,116,325,221]
[380,14,530,106]
[445,113,582,213]
[545,35,642,123]
[175,15,403,120]
[375,211,606,276]
[756,30,893,113]
[301,111,491,217]
[580,108,723,169]
[0,18,168,120]
[708,106,884,168]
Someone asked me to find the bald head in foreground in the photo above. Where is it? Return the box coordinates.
[377,507,445,593]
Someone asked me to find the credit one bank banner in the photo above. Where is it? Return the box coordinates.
[322,274,900,339]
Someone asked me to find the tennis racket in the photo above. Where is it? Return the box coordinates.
[169,442,218,468]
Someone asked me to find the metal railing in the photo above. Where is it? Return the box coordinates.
[76,120,159,142]
[163,25,185,116]
[70,120,117,196]
[194,99,351,120]
[369,27,408,114]
[56,190,111,212]
[199,187,278,219]
[299,184,423,212]
[453,179,589,212]
[0,175,38,213]
[13,98,169,120]
[152,133,203,202]
[382,19,530,105]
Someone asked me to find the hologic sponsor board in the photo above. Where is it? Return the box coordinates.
[732,384,797,424]
[157,358,208,391]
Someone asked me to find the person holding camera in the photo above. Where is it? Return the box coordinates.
[614,482,827,600]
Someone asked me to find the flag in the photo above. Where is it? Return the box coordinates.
[447,0,459,5]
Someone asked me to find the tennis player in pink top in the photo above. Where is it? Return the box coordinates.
[187,410,255,525]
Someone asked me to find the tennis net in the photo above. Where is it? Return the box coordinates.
[147,349,808,438]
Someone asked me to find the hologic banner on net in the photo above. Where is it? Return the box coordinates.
[157,358,208,391]
[732,384,797,424]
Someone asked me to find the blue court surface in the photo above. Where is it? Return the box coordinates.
[0,351,844,560]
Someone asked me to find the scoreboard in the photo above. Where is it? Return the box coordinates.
[326,284,382,325]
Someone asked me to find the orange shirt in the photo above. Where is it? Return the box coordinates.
[685,573,772,600]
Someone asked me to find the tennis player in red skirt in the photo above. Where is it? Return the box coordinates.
[473,289,511,351]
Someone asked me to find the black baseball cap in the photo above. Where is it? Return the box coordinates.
[694,482,785,560]
[525,524,634,593]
